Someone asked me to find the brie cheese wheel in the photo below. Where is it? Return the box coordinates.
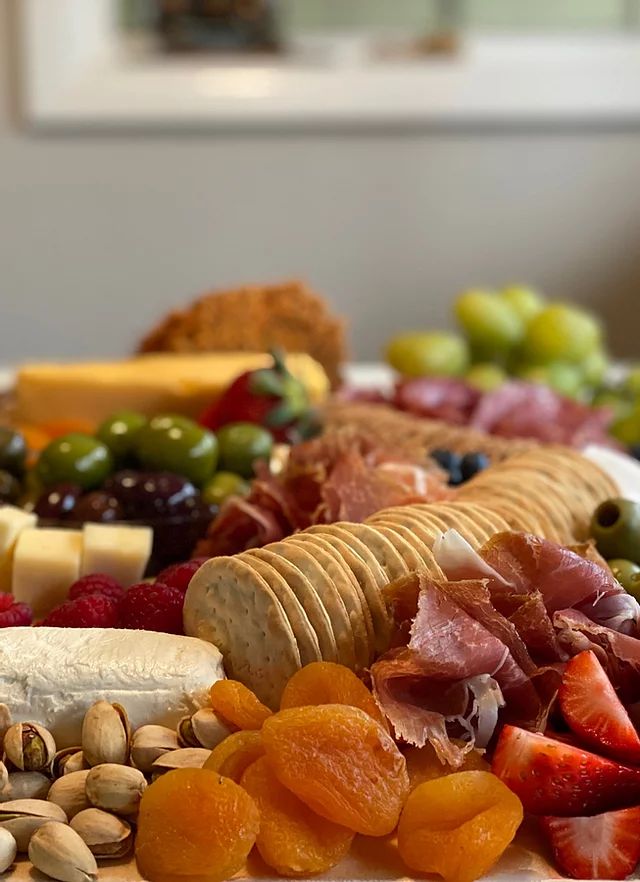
[13,528,83,617]
[0,628,225,746]
[80,523,153,587]
[0,506,37,592]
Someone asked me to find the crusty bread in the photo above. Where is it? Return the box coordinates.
[137,279,347,389]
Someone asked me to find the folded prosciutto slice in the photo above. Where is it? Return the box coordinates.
[371,576,544,767]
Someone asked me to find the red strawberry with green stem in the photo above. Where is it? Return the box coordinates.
[559,649,640,763]
[541,808,640,880]
[198,349,314,442]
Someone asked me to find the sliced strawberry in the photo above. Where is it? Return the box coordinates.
[541,807,640,879]
[492,725,640,816]
[559,649,640,763]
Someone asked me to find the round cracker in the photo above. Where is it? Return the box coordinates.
[443,501,512,541]
[184,556,301,709]
[301,528,391,654]
[286,535,371,670]
[334,522,409,581]
[244,547,339,663]
[368,520,430,572]
[240,551,322,666]
[457,487,547,536]
[265,540,356,670]
[365,509,444,577]
[410,504,481,548]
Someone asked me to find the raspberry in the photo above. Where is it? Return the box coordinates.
[120,583,184,634]
[68,573,125,603]
[0,595,33,627]
[155,558,208,595]
[42,595,121,628]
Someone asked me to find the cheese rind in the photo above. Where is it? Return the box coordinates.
[0,506,37,592]
[0,628,225,746]
[80,523,153,587]
[13,528,83,617]
[16,352,329,424]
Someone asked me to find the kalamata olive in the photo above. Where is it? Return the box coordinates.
[102,470,199,519]
[34,483,83,519]
[71,491,124,523]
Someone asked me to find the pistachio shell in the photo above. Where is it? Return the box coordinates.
[0,827,16,873]
[81,702,130,767]
[130,725,179,774]
[0,762,8,793]
[47,771,91,820]
[85,764,146,816]
[190,709,232,750]
[29,821,97,882]
[0,771,51,802]
[0,707,10,758]
[177,715,199,748]
[0,798,67,852]
[151,747,211,779]
[70,808,132,859]
[52,748,86,780]
[4,723,56,772]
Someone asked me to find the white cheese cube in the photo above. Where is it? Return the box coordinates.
[0,506,37,592]
[13,528,82,617]
[80,523,153,587]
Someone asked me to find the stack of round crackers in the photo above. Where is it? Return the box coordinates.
[456,445,618,543]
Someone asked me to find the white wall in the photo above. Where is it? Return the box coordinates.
[1,4,640,366]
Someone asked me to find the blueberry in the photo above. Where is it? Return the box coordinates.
[430,449,464,486]
[460,452,490,482]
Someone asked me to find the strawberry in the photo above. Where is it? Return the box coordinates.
[559,649,640,763]
[541,807,640,879]
[198,350,312,442]
[492,725,640,816]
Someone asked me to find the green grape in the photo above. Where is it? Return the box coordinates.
[499,285,544,323]
[579,348,608,386]
[610,403,640,446]
[623,366,640,398]
[385,332,469,378]
[454,289,524,354]
[592,391,633,422]
[522,303,602,364]
[517,362,584,399]
[465,363,507,392]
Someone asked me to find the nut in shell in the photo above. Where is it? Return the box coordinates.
[0,798,67,852]
[52,748,87,779]
[130,725,179,774]
[151,747,211,779]
[29,821,98,882]
[190,708,232,749]
[0,705,12,751]
[0,827,16,873]
[0,771,51,802]
[4,722,56,772]
[0,762,8,792]
[70,808,132,860]
[81,701,130,767]
[47,771,91,820]
[85,764,146,816]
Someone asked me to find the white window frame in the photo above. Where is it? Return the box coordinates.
[19,0,640,130]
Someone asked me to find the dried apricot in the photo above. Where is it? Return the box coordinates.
[262,704,409,836]
[241,756,354,876]
[135,768,259,882]
[397,771,523,882]
[203,730,265,783]
[280,662,389,731]
[404,742,489,790]
[210,679,273,730]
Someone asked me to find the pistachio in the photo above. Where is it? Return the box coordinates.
[190,708,232,750]
[81,701,130,767]
[151,747,211,779]
[0,762,8,793]
[4,722,56,772]
[0,798,67,852]
[0,827,16,873]
[0,706,12,754]
[70,808,132,860]
[85,764,146,816]
[0,771,51,802]
[52,748,86,780]
[177,715,199,748]
[47,772,91,821]
[130,725,179,774]
[29,821,97,882]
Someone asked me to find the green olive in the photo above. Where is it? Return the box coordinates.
[590,498,640,564]
[608,558,640,594]
[216,423,274,479]
[0,427,27,477]
[201,471,251,507]
[96,411,147,462]
[135,414,218,486]
[36,433,114,490]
